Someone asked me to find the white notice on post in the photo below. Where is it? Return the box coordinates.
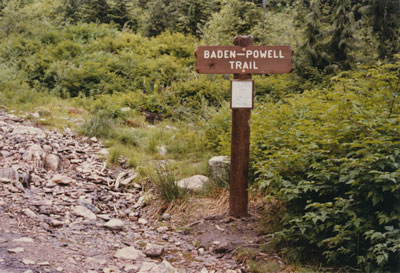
[231,80,253,109]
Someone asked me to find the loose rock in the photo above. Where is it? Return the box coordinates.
[44,154,60,171]
[114,246,145,260]
[72,205,97,220]
[22,259,35,265]
[13,237,34,243]
[104,219,124,230]
[8,247,24,253]
[208,156,230,182]
[51,174,74,185]
[176,175,209,191]
[145,243,164,258]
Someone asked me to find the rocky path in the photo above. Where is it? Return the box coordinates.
[0,110,243,273]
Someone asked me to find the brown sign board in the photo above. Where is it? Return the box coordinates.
[195,45,293,74]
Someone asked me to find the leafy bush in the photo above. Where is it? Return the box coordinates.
[252,59,400,272]
[80,110,114,138]
[151,165,188,202]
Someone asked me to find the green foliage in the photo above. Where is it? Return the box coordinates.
[253,59,400,272]
[151,164,188,202]
[202,0,261,45]
[142,0,218,37]
[1,2,400,271]
[360,0,400,61]
[107,147,121,165]
[80,110,113,138]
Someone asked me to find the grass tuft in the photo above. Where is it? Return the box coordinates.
[151,164,188,202]
[80,111,113,138]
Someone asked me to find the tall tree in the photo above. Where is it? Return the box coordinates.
[109,0,132,29]
[169,0,218,37]
[143,0,171,37]
[296,0,329,78]
[63,0,80,22]
[367,0,400,60]
[327,0,354,70]
[202,0,262,44]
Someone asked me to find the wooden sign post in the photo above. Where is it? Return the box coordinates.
[196,36,293,218]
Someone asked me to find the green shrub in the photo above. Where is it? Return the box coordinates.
[80,110,113,138]
[107,147,121,165]
[253,60,400,272]
[113,128,139,147]
[151,165,188,202]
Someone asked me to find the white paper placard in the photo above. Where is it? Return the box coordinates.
[231,80,253,109]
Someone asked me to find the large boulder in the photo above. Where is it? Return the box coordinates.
[176,175,209,191]
[208,156,230,182]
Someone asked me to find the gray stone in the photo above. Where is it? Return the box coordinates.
[138,262,160,273]
[8,247,24,253]
[120,173,138,186]
[176,175,209,191]
[13,237,34,243]
[157,146,167,156]
[31,112,40,118]
[12,125,45,138]
[44,154,60,171]
[22,259,35,265]
[157,226,169,234]
[213,241,231,253]
[51,174,74,185]
[198,248,205,256]
[0,168,17,181]
[161,213,171,221]
[22,208,36,218]
[145,243,164,258]
[97,214,111,221]
[22,144,46,168]
[77,199,100,213]
[50,219,64,228]
[104,219,124,230]
[114,246,145,260]
[138,261,177,273]
[72,206,97,220]
[124,264,140,272]
[134,196,146,209]
[159,260,177,273]
[208,156,230,182]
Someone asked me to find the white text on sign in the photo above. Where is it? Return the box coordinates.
[203,49,285,60]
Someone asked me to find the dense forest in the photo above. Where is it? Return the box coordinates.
[0,0,399,272]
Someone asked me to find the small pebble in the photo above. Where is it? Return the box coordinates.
[8,247,24,253]
[22,259,35,265]
[198,248,205,256]
[13,237,34,243]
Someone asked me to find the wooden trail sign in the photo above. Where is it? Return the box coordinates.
[196,36,293,218]
[196,45,293,74]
